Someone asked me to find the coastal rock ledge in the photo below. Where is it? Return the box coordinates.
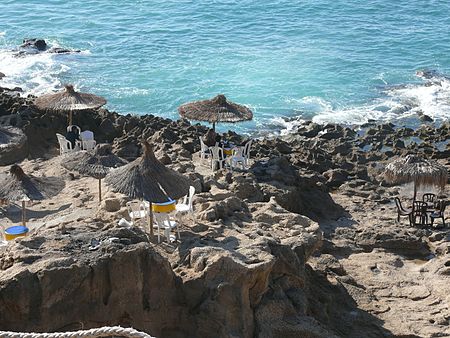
[0,87,448,337]
[0,217,338,337]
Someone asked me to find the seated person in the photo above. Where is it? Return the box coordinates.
[65,126,80,148]
[203,128,217,147]
[215,134,223,148]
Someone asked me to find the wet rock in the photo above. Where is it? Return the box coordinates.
[48,47,81,54]
[21,38,47,51]
[419,113,433,123]
[319,129,343,140]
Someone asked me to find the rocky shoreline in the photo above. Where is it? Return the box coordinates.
[0,86,449,337]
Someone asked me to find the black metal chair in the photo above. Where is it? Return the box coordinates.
[411,201,428,227]
[430,200,447,228]
[394,197,412,224]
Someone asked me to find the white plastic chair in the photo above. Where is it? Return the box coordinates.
[153,212,180,243]
[80,130,96,151]
[243,139,253,167]
[210,146,226,171]
[199,137,210,160]
[228,146,246,170]
[126,201,147,226]
[67,125,81,134]
[56,133,74,155]
[176,186,195,223]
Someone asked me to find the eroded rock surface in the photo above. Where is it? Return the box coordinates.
[0,88,448,337]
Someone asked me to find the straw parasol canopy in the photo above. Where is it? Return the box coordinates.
[105,140,192,236]
[105,140,192,202]
[178,94,253,130]
[384,154,448,200]
[0,165,65,225]
[61,144,127,202]
[34,84,106,125]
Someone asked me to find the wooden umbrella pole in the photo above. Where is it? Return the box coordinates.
[149,202,154,237]
[22,200,26,226]
[69,110,73,126]
[98,178,102,203]
[413,181,417,202]
[212,122,216,131]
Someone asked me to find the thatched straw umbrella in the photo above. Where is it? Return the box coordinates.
[61,144,127,202]
[178,94,253,131]
[385,155,448,200]
[34,84,106,125]
[105,140,192,236]
[0,165,65,226]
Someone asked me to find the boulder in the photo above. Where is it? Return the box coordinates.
[323,168,349,189]
[101,198,121,212]
[20,38,47,51]
[0,126,28,165]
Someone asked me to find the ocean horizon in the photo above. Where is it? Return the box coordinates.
[1,0,449,134]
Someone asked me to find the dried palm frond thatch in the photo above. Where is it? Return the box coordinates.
[105,140,192,237]
[34,84,106,125]
[0,164,65,225]
[62,144,127,202]
[105,141,192,203]
[178,94,253,130]
[384,155,448,199]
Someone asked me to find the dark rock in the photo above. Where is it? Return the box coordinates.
[323,169,349,189]
[393,139,405,149]
[275,140,292,154]
[21,38,47,51]
[98,118,118,141]
[47,47,81,54]
[419,113,433,123]
[0,126,28,165]
[319,130,343,140]
[296,122,322,138]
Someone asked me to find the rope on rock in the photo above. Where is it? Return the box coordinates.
[0,325,155,338]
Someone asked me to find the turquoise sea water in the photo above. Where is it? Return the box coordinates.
[1,0,450,134]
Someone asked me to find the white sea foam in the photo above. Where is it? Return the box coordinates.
[384,79,450,121]
[0,36,91,96]
[0,49,69,95]
[268,116,307,136]
[280,74,450,135]
[285,96,333,114]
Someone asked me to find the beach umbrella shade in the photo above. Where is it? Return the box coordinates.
[0,165,65,226]
[34,84,106,125]
[105,140,192,236]
[384,154,448,200]
[178,94,253,131]
[61,144,127,202]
